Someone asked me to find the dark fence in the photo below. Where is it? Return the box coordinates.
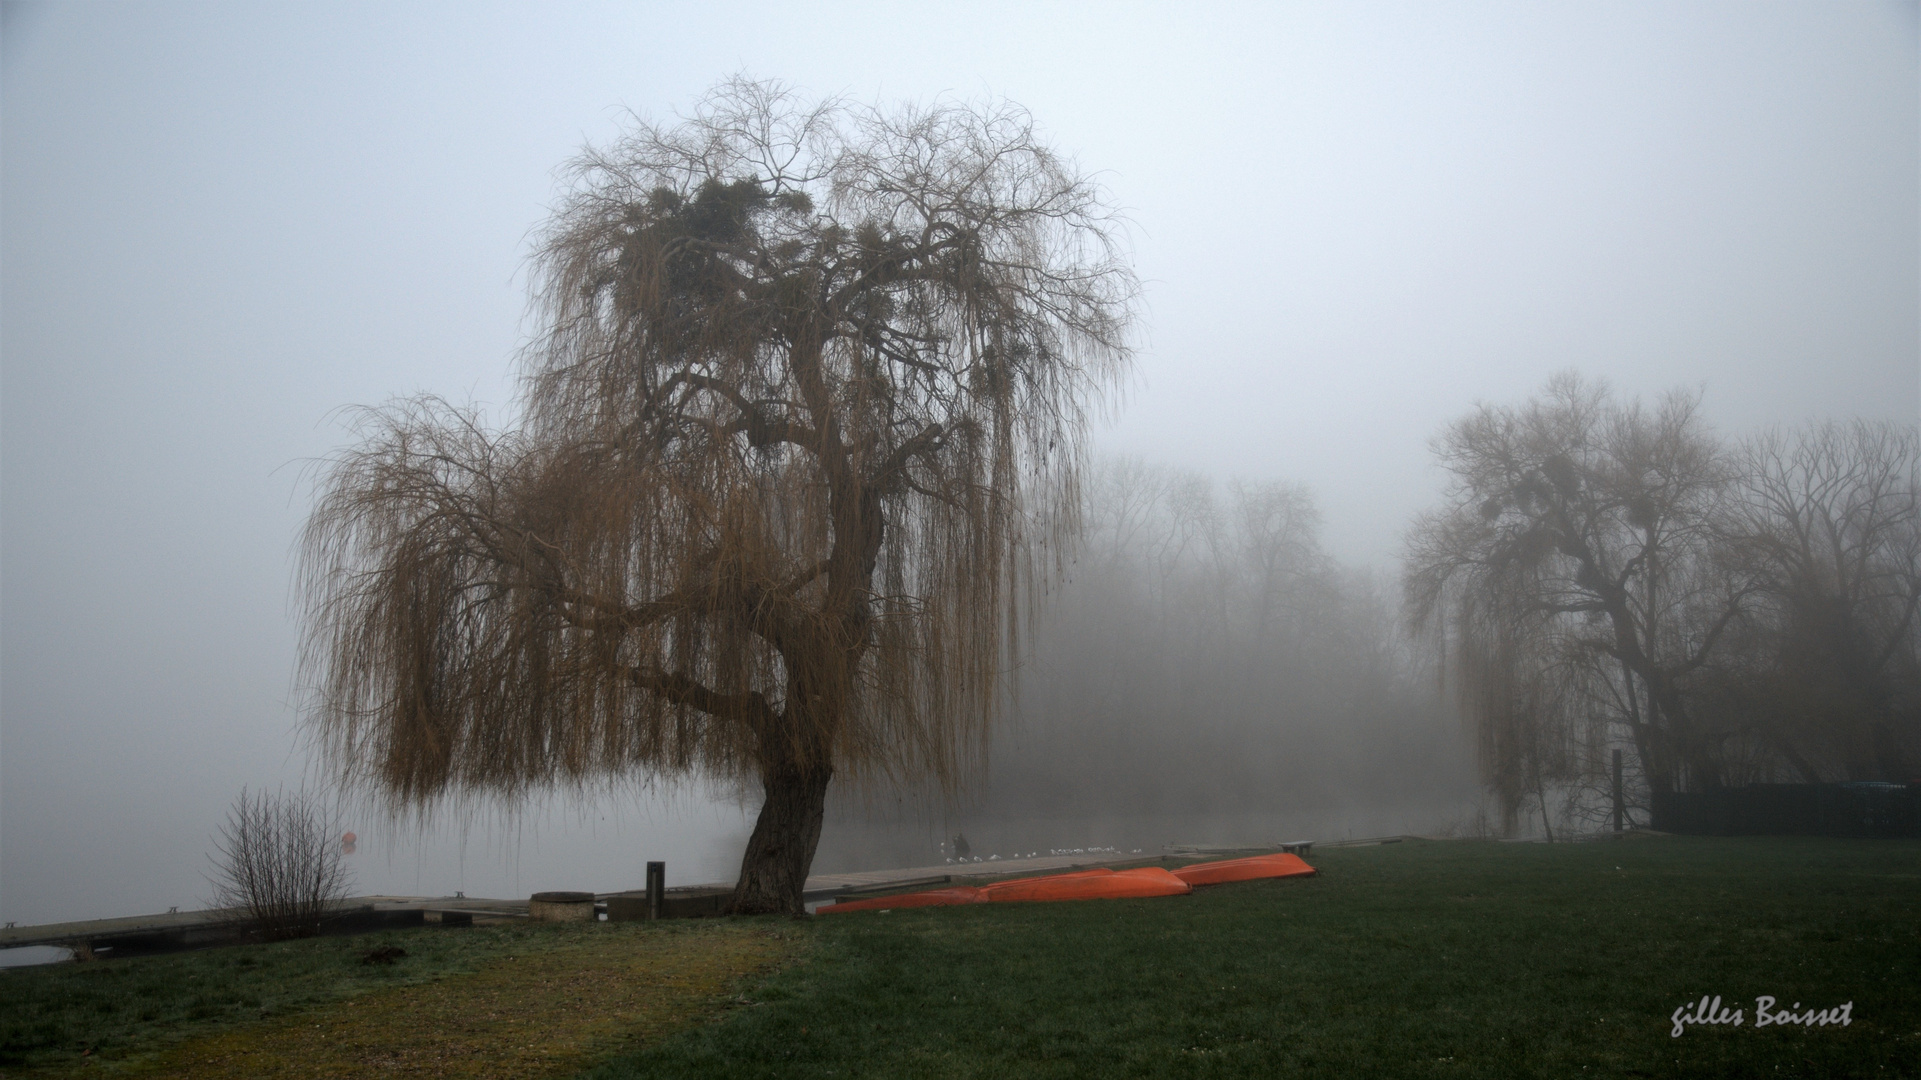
[1651,782,1919,838]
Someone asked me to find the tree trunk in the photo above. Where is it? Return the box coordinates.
[728,762,834,915]
[1618,661,1667,796]
[1767,720,1826,784]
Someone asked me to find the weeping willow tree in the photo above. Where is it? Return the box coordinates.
[299,79,1136,913]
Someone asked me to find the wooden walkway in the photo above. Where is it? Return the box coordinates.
[0,842,1343,952]
[0,896,531,952]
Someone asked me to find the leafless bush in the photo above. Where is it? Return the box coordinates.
[205,788,354,940]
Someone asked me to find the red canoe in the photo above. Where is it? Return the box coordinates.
[980,867,1112,891]
[818,855,1313,915]
[980,866,1192,903]
[1171,852,1317,886]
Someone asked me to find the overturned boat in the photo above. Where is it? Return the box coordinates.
[819,852,1313,914]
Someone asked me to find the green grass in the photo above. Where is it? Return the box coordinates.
[4,837,1915,1078]
[2,922,488,1069]
[0,919,747,1075]
[583,836,1921,1079]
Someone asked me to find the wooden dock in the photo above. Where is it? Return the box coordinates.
[0,845,1318,957]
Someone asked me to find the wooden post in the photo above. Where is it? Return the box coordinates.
[1612,749,1624,833]
[646,861,665,920]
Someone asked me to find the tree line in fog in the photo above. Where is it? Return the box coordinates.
[827,373,1917,852]
[825,455,1475,858]
[1407,374,1920,835]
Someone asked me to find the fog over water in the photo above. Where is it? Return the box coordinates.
[3,3,1914,925]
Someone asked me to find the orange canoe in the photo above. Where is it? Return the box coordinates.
[980,866,1192,903]
[979,867,1113,891]
[1171,852,1317,886]
[818,886,987,914]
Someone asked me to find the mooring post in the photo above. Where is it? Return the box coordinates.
[646,861,665,920]
[1612,749,1624,833]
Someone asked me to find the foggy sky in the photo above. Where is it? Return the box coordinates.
[3,2,1915,925]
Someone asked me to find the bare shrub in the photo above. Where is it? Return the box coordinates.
[205,788,354,940]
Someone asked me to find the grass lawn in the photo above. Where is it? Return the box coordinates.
[0,918,804,1077]
[587,835,1920,1079]
[3,836,1916,1078]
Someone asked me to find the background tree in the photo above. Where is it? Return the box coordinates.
[1717,420,1921,781]
[300,79,1136,913]
[1405,374,1744,823]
